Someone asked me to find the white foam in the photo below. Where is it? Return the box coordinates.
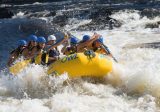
[12,12,25,18]
[1,9,160,111]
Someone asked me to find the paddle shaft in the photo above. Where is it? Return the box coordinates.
[101,43,118,63]
[44,35,66,52]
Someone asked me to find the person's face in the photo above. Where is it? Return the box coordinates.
[38,43,45,49]
[20,45,26,48]
[47,40,55,45]
[31,41,37,46]
[19,45,26,50]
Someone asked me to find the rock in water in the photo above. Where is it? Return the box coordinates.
[0,8,14,19]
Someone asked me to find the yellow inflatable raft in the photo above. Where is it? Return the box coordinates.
[9,53,113,77]
[47,53,113,78]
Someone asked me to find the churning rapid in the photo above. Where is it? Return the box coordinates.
[0,1,160,112]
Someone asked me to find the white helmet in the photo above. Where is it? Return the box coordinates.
[48,35,56,41]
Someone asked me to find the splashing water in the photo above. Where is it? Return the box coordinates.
[0,9,160,111]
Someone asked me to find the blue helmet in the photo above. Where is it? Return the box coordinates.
[70,37,78,44]
[17,40,27,46]
[97,36,103,43]
[28,35,37,42]
[82,35,90,42]
[37,37,46,43]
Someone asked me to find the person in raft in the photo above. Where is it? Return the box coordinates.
[61,36,79,55]
[77,33,117,62]
[7,40,27,66]
[46,35,60,65]
[22,35,38,59]
[35,34,68,65]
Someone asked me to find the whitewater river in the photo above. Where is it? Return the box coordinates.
[0,2,160,112]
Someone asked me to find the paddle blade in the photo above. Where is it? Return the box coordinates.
[9,59,31,75]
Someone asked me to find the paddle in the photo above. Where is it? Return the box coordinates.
[9,59,31,75]
[101,42,118,63]
[45,38,62,52]
[92,32,118,63]
[66,32,81,42]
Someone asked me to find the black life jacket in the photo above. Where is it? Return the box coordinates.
[49,49,60,57]
[10,47,25,57]
[67,46,77,54]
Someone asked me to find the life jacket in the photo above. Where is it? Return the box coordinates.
[92,43,106,54]
[49,49,60,57]
[10,47,25,58]
[34,49,49,65]
[93,47,106,54]
[67,46,77,55]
